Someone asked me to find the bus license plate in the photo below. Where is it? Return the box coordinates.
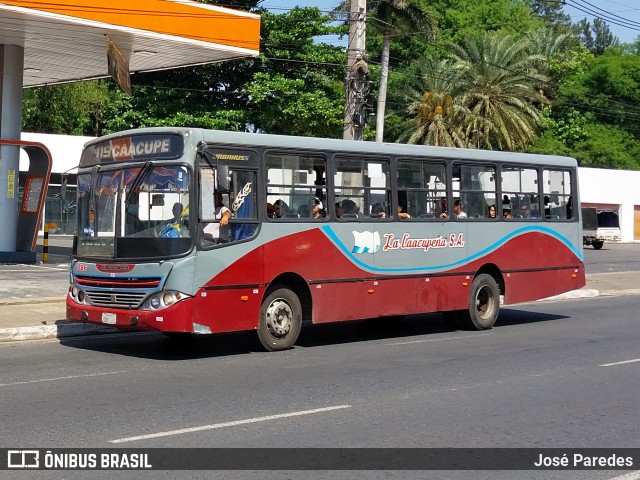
[101,313,117,325]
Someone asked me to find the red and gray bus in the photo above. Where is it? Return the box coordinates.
[66,127,585,350]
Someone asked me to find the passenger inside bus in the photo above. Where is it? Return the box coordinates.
[488,204,496,218]
[454,200,467,218]
[312,197,325,219]
[439,197,448,218]
[371,203,386,218]
[397,204,410,219]
[203,191,231,242]
[341,199,359,217]
[273,199,288,218]
[502,195,512,219]
[298,204,311,218]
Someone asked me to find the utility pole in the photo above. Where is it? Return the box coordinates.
[343,0,367,141]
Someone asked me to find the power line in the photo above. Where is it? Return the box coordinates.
[564,0,640,34]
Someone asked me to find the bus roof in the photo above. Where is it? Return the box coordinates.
[87,127,578,168]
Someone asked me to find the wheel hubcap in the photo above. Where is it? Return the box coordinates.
[265,299,292,338]
[475,286,495,320]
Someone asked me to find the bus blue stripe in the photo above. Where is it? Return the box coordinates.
[321,225,584,273]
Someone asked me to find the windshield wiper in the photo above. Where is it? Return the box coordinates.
[124,160,153,206]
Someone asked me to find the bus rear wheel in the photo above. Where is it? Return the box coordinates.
[459,274,500,330]
[255,286,302,351]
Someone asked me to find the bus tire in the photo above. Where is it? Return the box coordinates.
[255,286,302,351]
[459,274,500,330]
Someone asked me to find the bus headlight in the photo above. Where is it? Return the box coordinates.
[69,286,90,305]
[142,291,189,311]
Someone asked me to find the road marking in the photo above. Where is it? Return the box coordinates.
[607,471,640,480]
[110,404,352,444]
[600,358,640,367]
[387,333,492,346]
[0,371,127,387]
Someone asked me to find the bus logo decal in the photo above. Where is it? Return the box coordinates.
[351,231,380,254]
[97,264,134,273]
[382,233,465,252]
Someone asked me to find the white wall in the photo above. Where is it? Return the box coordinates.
[578,167,640,242]
[20,132,95,174]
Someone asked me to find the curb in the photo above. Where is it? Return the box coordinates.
[0,297,65,307]
[541,289,600,301]
[0,322,118,343]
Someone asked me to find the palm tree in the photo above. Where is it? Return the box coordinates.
[400,57,469,147]
[449,31,549,151]
[336,0,436,142]
[525,27,576,99]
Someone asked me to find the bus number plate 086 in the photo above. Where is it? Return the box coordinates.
[101,313,117,324]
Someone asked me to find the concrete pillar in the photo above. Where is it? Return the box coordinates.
[0,44,24,252]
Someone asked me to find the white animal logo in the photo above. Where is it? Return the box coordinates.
[352,231,380,254]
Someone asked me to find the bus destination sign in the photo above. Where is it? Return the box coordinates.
[80,134,184,166]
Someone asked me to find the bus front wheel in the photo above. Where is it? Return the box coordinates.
[459,274,500,330]
[255,286,302,351]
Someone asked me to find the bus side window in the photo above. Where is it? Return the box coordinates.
[266,153,327,221]
[543,169,572,220]
[397,160,446,221]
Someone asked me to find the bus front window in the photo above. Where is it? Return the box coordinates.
[76,165,192,259]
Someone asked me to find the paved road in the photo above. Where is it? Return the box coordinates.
[583,242,640,273]
[1,295,639,479]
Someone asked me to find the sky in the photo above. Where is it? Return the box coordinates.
[259,0,640,45]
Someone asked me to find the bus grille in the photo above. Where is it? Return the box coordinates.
[74,276,161,309]
[85,291,148,309]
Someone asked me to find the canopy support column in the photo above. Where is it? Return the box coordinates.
[0,44,27,262]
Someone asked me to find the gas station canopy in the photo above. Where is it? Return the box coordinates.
[0,0,261,87]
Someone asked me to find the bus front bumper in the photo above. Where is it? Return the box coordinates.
[65,295,196,333]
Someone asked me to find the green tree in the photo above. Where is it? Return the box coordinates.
[575,18,618,55]
[400,57,469,147]
[22,81,116,135]
[527,0,571,29]
[532,45,640,169]
[449,31,549,151]
[571,123,640,169]
[243,7,346,136]
[428,0,541,45]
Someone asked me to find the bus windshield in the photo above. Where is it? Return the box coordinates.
[76,164,191,259]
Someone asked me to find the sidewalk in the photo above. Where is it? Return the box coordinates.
[1,269,639,343]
